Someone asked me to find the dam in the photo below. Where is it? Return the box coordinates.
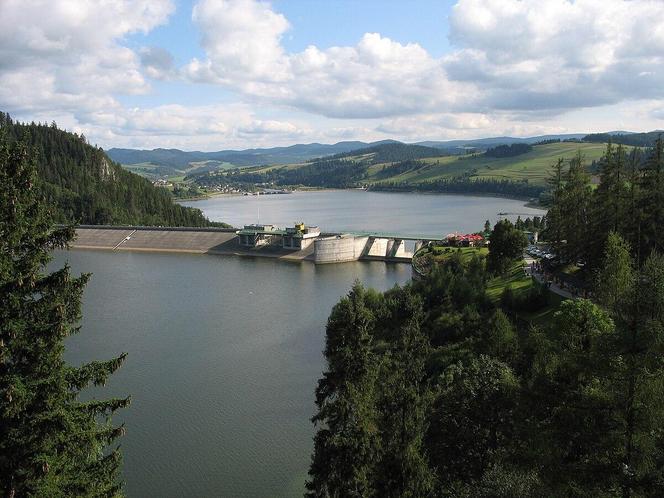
[71,224,445,264]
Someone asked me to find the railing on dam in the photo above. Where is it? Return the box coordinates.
[74,224,238,233]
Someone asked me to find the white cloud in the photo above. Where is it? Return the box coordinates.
[67,104,311,150]
[186,0,664,120]
[185,0,465,118]
[187,0,290,83]
[447,0,664,111]
[0,0,175,114]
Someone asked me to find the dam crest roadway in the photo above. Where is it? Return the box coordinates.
[70,224,446,264]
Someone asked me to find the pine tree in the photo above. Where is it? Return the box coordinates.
[427,356,520,493]
[529,299,619,495]
[374,288,434,498]
[639,137,664,257]
[559,151,592,264]
[544,158,565,255]
[306,283,380,498]
[590,143,628,265]
[614,251,664,497]
[0,134,129,497]
[623,148,643,259]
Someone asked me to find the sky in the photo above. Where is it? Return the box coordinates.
[1,0,664,151]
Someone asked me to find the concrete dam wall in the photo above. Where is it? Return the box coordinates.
[314,235,410,264]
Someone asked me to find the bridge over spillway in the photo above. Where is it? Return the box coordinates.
[314,231,445,264]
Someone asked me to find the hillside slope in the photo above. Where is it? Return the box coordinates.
[190,141,626,201]
[368,142,613,187]
[0,113,220,227]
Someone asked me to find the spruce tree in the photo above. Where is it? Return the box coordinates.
[0,134,129,497]
[559,151,592,264]
[615,251,664,497]
[306,283,380,498]
[544,158,565,256]
[639,137,664,257]
[374,288,434,498]
[591,143,628,265]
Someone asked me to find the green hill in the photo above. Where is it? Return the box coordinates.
[328,142,447,163]
[0,113,224,227]
[368,142,613,187]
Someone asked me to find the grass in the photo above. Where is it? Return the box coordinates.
[364,142,630,187]
[486,259,566,327]
[431,246,488,263]
[486,260,533,301]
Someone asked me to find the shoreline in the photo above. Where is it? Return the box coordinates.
[179,187,545,210]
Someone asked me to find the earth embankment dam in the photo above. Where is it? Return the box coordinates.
[71,226,316,262]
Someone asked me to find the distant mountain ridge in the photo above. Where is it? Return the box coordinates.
[106,134,597,171]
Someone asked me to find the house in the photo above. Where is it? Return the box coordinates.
[446,233,485,247]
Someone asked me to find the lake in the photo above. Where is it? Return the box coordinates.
[61,191,545,497]
[181,190,545,237]
[57,250,412,497]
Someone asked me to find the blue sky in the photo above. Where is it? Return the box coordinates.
[1,0,663,150]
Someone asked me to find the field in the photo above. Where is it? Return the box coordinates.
[366,142,614,187]
[487,260,565,326]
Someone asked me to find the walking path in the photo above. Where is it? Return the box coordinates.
[523,256,576,299]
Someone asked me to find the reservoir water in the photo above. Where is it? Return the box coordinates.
[57,250,412,497]
[61,191,545,497]
[181,190,545,237]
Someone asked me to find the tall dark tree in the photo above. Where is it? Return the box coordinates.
[544,158,565,254]
[530,299,619,495]
[613,251,664,497]
[374,288,434,498]
[590,143,628,265]
[639,137,664,257]
[0,134,129,496]
[562,151,593,264]
[427,356,520,493]
[307,283,381,498]
[487,220,527,275]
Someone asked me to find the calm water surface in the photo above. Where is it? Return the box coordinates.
[181,190,545,236]
[56,249,411,497]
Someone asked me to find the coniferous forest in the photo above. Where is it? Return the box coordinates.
[0,113,220,227]
[307,140,664,497]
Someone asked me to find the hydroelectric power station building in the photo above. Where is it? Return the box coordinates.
[237,222,321,250]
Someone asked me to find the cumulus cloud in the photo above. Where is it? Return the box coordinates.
[447,0,664,111]
[0,0,175,115]
[185,0,466,118]
[185,0,664,120]
[67,104,310,150]
[187,0,290,83]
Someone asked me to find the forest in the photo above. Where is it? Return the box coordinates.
[328,142,446,163]
[0,113,222,227]
[307,139,664,497]
[193,158,371,189]
[372,176,545,199]
[484,143,533,158]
